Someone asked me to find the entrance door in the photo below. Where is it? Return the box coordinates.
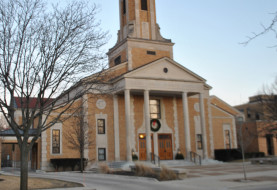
[139,134,154,160]
[139,134,147,160]
[266,134,273,155]
[158,134,173,160]
[31,143,38,170]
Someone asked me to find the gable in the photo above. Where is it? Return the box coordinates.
[211,104,233,118]
[210,96,242,116]
[124,58,206,82]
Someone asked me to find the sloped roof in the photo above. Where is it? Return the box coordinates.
[14,97,54,109]
[0,129,39,136]
[210,95,242,116]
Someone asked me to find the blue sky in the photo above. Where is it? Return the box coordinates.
[93,1,277,106]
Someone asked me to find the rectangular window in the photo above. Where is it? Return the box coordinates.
[123,0,126,14]
[97,119,105,134]
[114,56,121,65]
[52,129,60,154]
[147,50,156,55]
[98,148,106,161]
[141,0,148,10]
[150,99,161,119]
[225,130,231,149]
[197,134,203,150]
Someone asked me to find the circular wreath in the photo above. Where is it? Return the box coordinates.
[150,119,161,132]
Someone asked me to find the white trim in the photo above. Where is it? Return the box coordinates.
[208,98,215,158]
[50,123,63,155]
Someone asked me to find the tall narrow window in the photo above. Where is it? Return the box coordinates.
[98,148,106,161]
[225,130,231,149]
[52,129,60,154]
[97,119,105,134]
[197,134,203,150]
[141,0,148,10]
[123,0,126,14]
[150,99,161,119]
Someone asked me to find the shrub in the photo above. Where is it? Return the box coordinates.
[99,163,112,174]
[134,163,156,178]
[132,154,138,161]
[159,166,178,181]
[214,149,242,162]
[175,153,184,160]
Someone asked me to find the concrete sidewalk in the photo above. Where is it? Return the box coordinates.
[2,162,277,190]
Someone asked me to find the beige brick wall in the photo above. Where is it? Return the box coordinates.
[133,95,144,151]
[132,48,171,69]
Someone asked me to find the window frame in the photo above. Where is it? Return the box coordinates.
[150,99,161,119]
[52,129,61,154]
[224,130,231,149]
[97,119,106,134]
[98,148,106,161]
[196,134,203,150]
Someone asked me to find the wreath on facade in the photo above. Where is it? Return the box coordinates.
[150,119,161,132]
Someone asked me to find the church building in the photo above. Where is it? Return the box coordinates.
[1,0,240,171]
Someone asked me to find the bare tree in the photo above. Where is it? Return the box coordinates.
[0,0,108,189]
[260,78,277,121]
[242,12,277,47]
[64,100,93,173]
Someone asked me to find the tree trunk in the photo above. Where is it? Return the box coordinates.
[80,148,84,173]
[20,145,29,190]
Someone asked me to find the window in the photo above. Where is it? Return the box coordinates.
[114,56,121,65]
[247,108,251,118]
[97,119,105,134]
[141,0,148,10]
[147,50,156,55]
[225,130,231,149]
[255,113,260,120]
[150,99,161,119]
[98,148,106,161]
[52,129,60,154]
[123,0,126,14]
[196,134,203,150]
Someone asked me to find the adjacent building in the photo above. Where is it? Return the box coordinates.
[235,95,277,156]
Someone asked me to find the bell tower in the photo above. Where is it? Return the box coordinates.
[107,0,174,71]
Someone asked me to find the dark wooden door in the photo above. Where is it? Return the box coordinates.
[158,134,173,160]
[139,134,154,160]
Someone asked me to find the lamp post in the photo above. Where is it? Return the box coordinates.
[237,117,247,181]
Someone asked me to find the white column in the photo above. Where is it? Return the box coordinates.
[113,95,120,161]
[124,89,132,161]
[144,90,151,160]
[199,93,208,159]
[182,92,191,160]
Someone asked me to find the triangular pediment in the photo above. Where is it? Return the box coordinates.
[124,57,206,82]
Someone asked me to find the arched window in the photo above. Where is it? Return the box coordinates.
[123,0,126,14]
[141,0,148,11]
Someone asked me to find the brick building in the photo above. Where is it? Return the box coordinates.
[235,95,277,156]
[1,0,241,171]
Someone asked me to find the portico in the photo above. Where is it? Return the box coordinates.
[111,57,211,161]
